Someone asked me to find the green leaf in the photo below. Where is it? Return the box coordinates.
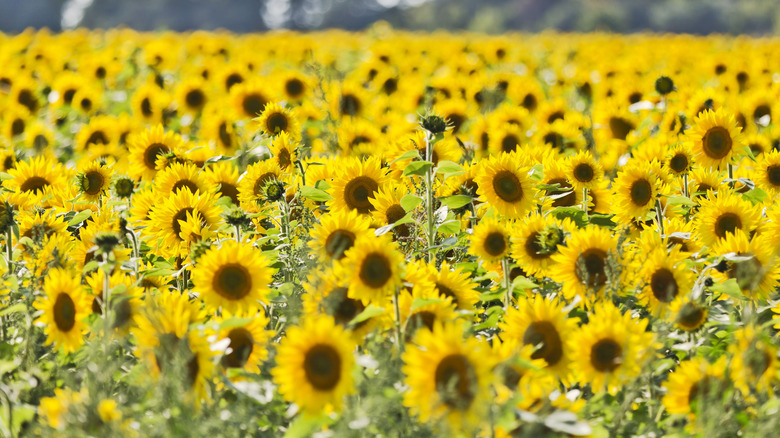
[743,187,767,205]
[528,163,544,181]
[511,276,538,290]
[436,160,465,177]
[711,278,742,299]
[665,195,696,207]
[391,149,421,164]
[551,207,588,228]
[437,220,461,235]
[589,213,616,228]
[0,302,26,317]
[83,260,100,273]
[67,209,93,226]
[0,172,14,181]
[403,161,434,177]
[349,305,384,327]
[299,185,333,202]
[400,194,423,212]
[219,317,254,330]
[411,297,445,311]
[439,195,473,209]
[204,155,236,164]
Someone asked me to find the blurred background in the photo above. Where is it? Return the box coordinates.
[2,0,780,34]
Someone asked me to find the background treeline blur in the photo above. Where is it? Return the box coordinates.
[2,0,780,34]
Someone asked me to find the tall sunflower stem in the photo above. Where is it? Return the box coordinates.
[5,228,12,276]
[582,187,589,220]
[683,173,689,198]
[128,231,140,280]
[728,163,735,189]
[424,132,436,264]
[279,200,294,283]
[655,199,665,237]
[234,225,242,243]
[0,386,13,438]
[102,256,112,346]
[502,257,512,310]
[393,287,404,354]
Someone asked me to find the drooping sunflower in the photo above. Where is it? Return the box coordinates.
[569,301,655,395]
[254,102,300,139]
[272,315,356,416]
[475,152,535,218]
[510,213,569,276]
[696,191,761,247]
[192,240,273,314]
[662,356,728,421]
[147,189,222,258]
[402,321,495,433]
[711,230,780,300]
[213,311,271,375]
[33,268,91,354]
[328,156,388,215]
[612,160,661,224]
[338,234,404,304]
[729,325,778,395]
[128,125,185,181]
[500,294,578,379]
[550,226,617,303]
[268,131,298,174]
[309,209,372,262]
[75,160,112,203]
[636,248,694,317]
[469,217,512,264]
[686,108,743,169]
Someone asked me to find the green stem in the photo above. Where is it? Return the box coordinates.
[393,287,404,354]
[655,199,665,237]
[0,386,13,438]
[683,173,689,198]
[502,258,512,310]
[582,187,589,220]
[425,132,436,264]
[5,228,12,276]
[728,163,734,189]
[234,225,242,243]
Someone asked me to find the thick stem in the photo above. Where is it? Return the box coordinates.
[234,225,242,243]
[425,132,436,264]
[5,228,12,276]
[728,163,734,189]
[393,287,404,354]
[0,386,13,438]
[683,173,689,198]
[582,187,589,220]
[655,199,665,237]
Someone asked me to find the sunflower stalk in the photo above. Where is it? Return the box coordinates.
[502,257,512,309]
[392,287,404,354]
[424,131,436,264]
[582,187,589,220]
[0,386,13,438]
[683,173,689,198]
[5,228,12,276]
[655,199,665,237]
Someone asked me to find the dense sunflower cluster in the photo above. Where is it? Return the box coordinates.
[3,27,780,437]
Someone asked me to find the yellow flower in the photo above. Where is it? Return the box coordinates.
[612,160,661,224]
[687,108,743,169]
[662,356,728,421]
[33,268,91,354]
[127,124,185,181]
[550,226,617,304]
[337,234,404,304]
[272,315,356,416]
[191,240,273,314]
[254,102,300,139]
[695,191,760,247]
[97,399,122,423]
[328,156,388,215]
[309,209,373,262]
[469,217,511,264]
[475,152,535,218]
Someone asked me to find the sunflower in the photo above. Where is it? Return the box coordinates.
[201,106,238,153]
[277,71,310,102]
[662,356,728,421]
[668,298,708,332]
[636,248,694,317]
[302,271,384,341]
[469,217,511,264]
[687,108,743,169]
[147,189,222,259]
[500,294,578,379]
[338,234,404,304]
[328,156,387,215]
[230,79,271,119]
[475,152,535,218]
[130,82,170,124]
[272,315,356,416]
[711,230,780,300]
[550,226,617,303]
[84,271,142,333]
[397,288,458,340]
[236,159,284,208]
[74,115,117,152]
[4,155,68,210]
[696,191,761,247]
[728,325,778,395]
[154,161,209,197]
[510,213,569,276]
[75,160,112,203]
[433,261,479,311]
[309,209,372,262]
[213,311,271,375]
[539,156,579,209]
[369,183,412,239]
[192,240,273,314]
[569,301,655,395]
[128,125,185,181]
[203,161,240,205]
[33,268,91,354]
[753,149,780,196]
[612,160,661,224]
[567,151,603,190]
[665,143,694,177]
[402,321,494,433]
[268,131,298,174]
[254,102,300,139]
[175,76,209,114]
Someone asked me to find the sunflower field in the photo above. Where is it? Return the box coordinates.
[3,26,780,437]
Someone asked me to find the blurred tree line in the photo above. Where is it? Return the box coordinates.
[1,0,780,34]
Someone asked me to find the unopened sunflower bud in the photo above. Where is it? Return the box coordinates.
[421,114,448,134]
[114,177,136,199]
[655,76,675,95]
[0,201,14,233]
[263,179,286,203]
[95,231,121,255]
[224,205,252,228]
